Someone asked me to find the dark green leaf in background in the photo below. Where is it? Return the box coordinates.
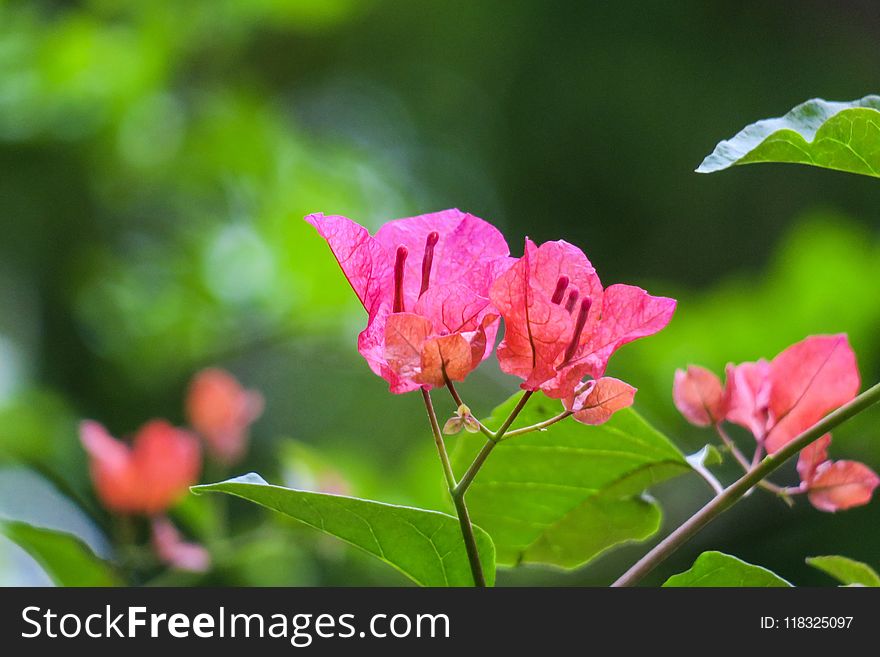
[451,393,691,569]
[194,473,495,587]
[0,521,121,587]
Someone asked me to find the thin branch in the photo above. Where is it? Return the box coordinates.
[685,453,725,496]
[611,380,880,587]
[715,424,791,499]
[421,388,485,587]
[715,424,751,471]
[421,388,457,492]
[502,410,573,440]
[453,391,535,498]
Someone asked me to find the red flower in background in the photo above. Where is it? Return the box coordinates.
[673,334,878,512]
[80,420,201,515]
[186,368,264,465]
[306,209,513,392]
[490,238,675,422]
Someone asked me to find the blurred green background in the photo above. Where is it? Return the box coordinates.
[1,0,879,586]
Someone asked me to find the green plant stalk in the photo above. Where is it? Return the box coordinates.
[612,380,880,587]
[453,390,534,497]
[427,381,537,586]
[421,388,485,587]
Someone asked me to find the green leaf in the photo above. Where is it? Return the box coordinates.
[193,473,495,587]
[0,521,121,587]
[450,393,690,568]
[697,96,880,177]
[663,551,792,587]
[806,555,880,587]
[687,444,722,467]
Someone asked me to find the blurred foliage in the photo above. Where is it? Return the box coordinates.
[1,0,879,586]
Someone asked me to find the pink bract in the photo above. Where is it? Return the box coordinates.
[567,377,636,426]
[673,365,727,427]
[796,434,878,512]
[490,238,675,406]
[721,335,860,454]
[306,210,512,393]
[766,334,860,453]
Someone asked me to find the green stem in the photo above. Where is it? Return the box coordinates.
[715,424,751,471]
[502,409,572,440]
[454,439,497,497]
[421,388,485,587]
[453,390,534,497]
[715,424,793,499]
[421,388,457,493]
[611,380,880,587]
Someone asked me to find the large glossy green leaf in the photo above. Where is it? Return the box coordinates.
[0,521,121,587]
[193,474,495,587]
[663,551,792,587]
[698,96,880,177]
[450,393,690,568]
[806,555,880,587]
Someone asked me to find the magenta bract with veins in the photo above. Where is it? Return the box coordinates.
[306,209,513,393]
[490,238,676,414]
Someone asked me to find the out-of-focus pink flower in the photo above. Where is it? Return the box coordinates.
[765,335,860,453]
[723,360,772,442]
[80,420,201,515]
[186,368,264,464]
[151,517,211,572]
[673,365,727,427]
[796,434,879,512]
[722,335,860,454]
[306,209,512,392]
[675,335,876,513]
[490,238,674,423]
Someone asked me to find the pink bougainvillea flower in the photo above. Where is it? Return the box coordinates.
[796,434,879,512]
[151,517,211,572]
[721,334,860,454]
[186,368,264,465]
[80,420,201,515]
[306,209,513,393]
[673,365,728,427]
[490,238,675,421]
[567,377,636,425]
